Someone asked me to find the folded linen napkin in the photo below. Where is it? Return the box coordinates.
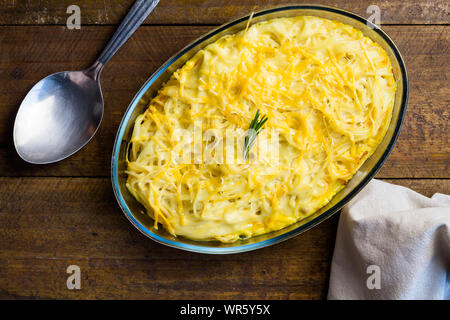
[328,179,450,300]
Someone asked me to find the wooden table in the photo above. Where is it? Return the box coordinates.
[0,0,448,299]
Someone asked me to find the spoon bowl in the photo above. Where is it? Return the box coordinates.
[13,0,159,164]
[13,69,103,164]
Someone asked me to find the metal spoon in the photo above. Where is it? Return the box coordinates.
[13,0,159,164]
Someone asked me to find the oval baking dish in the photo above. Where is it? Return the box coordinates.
[111,5,408,254]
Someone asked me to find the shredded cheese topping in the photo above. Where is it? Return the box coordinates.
[126,16,396,242]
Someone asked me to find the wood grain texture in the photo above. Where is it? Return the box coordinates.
[0,0,448,25]
[0,177,338,299]
[0,177,447,299]
[0,25,448,178]
[0,1,448,300]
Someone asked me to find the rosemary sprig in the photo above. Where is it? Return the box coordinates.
[243,109,268,161]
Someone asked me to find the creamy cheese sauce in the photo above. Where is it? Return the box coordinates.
[126,16,396,242]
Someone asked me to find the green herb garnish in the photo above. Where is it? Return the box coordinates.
[243,109,268,161]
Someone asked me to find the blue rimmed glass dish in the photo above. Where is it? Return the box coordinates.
[111,5,408,254]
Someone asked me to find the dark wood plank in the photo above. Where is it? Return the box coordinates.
[0,177,447,299]
[0,25,448,178]
[0,0,448,25]
[382,178,450,197]
[0,177,338,299]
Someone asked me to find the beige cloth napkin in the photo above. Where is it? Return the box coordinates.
[328,179,450,300]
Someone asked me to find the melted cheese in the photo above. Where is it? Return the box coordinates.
[126,16,396,242]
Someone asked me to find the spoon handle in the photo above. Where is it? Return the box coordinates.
[91,0,160,76]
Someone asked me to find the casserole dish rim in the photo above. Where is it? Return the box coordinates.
[111,4,409,254]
